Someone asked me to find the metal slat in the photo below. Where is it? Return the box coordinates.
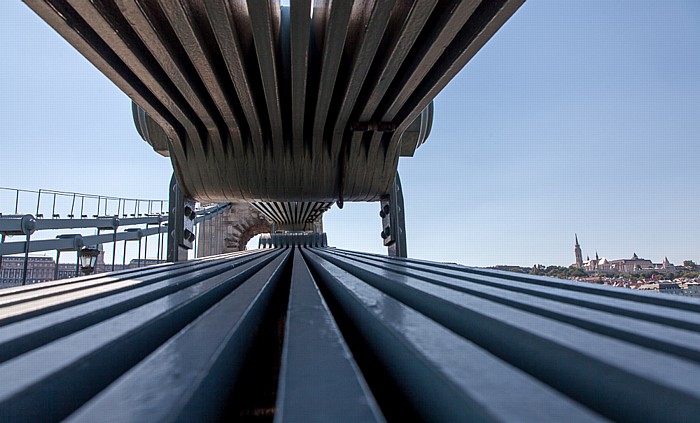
[335,247,700,313]
[0,250,265,326]
[298,201,310,223]
[393,0,526,138]
[65,249,291,422]
[156,1,242,147]
[2,247,699,420]
[65,0,219,162]
[252,202,283,225]
[200,0,264,202]
[23,0,523,203]
[310,0,353,156]
[124,0,239,201]
[328,0,396,153]
[302,248,605,422]
[250,201,332,227]
[92,0,218,198]
[155,0,242,200]
[274,249,384,423]
[289,0,311,148]
[0,249,247,306]
[292,202,302,225]
[0,251,265,364]
[360,0,486,199]
[0,260,172,300]
[333,248,700,329]
[282,202,295,225]
[320,249,700,360]
[346,0,436,201]
[0,249,284,421]
[378,0,482,122]
[357,0,438,123]
[202,0,265,148]
[311,248,700,422]
[329,0,396,203]
[211,0,273,202]
[273,202,289,225]
[248,0,285,156]
[116,0,235,201]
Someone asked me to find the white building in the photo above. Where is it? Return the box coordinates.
[572,236,676,273]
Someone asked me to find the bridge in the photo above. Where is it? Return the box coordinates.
[2,1,700,421]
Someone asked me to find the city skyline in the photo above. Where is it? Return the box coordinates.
[1,1,699,267]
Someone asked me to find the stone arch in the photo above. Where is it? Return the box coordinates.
[197,202,272,256]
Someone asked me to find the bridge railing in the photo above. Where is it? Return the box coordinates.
[0,186,165,220]
[0,187,230,286]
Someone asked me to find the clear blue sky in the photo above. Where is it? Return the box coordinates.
[1,1,699,267]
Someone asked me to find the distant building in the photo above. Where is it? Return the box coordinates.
[126,258,166,268]
[682,282,700,298]
[658,281,700,298]
[608,253,655,273]
[0,256,55,286]
[573,236,676,273]
[0,252,163,288]
[638,282,682,293]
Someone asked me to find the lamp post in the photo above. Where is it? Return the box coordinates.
[80,245,102,275]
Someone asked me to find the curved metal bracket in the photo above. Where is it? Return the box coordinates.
[380,172,407,258]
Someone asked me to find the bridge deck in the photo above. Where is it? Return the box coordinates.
[1,248,699,421]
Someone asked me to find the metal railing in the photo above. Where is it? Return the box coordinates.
[0,187,231,286]
[0,186,166,220]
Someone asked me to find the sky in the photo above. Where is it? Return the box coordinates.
[1,1,699,267]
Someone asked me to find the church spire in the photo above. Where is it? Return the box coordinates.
[574,234,583,268]
[663,257,671,269]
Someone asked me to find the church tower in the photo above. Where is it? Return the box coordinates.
[574,234,583,268]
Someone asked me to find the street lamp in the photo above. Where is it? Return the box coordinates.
[80,245,102,275]
[55,234,84,279]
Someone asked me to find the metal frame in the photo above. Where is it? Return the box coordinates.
[21,1,524,204]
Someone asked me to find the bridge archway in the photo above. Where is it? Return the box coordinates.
[196,202,272,256]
